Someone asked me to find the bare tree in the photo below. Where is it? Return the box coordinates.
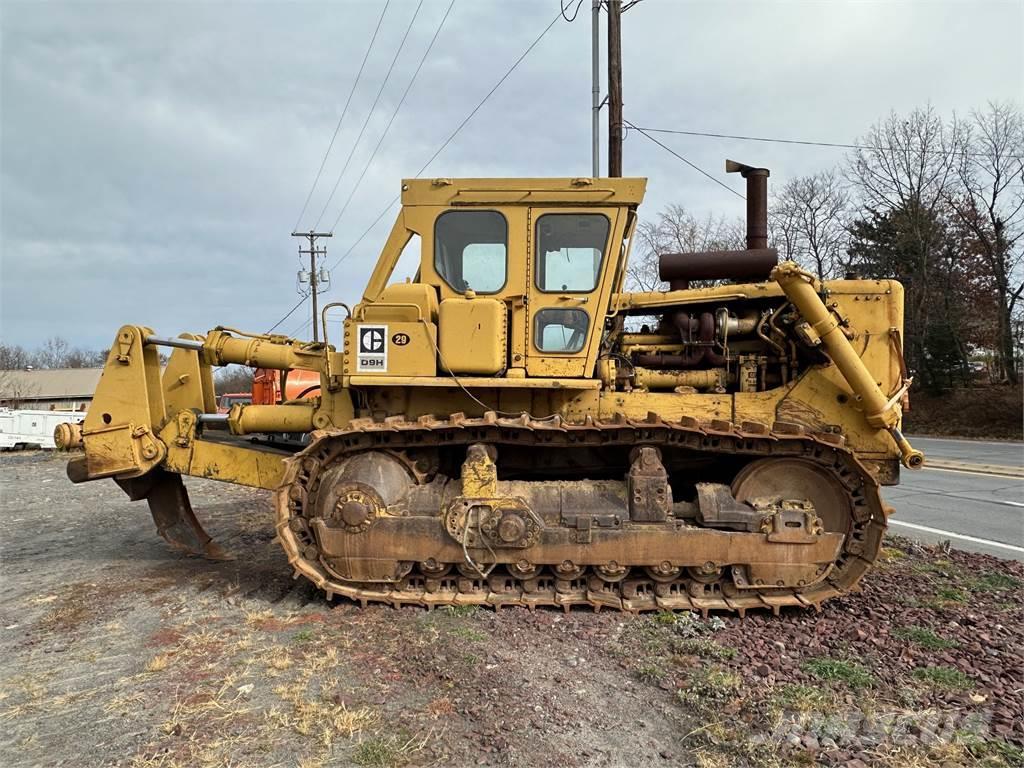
[0,370,39,409]
[6,336,107,369]
[32,337,72,369]
[0,344,31,370]
[946,101,1024,383]
[845,105,959,382]
[215,365,255,396]
[627,204,745,291]
[769,170,850,280]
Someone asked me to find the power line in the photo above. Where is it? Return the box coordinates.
[560,0,584,22]
[329,0,456,234]
[410,7,565,180]
[292,1,391,233]
[328,196,401,273]
[624,119,745,199]
[628,124,1023,160]
[287,196,400,339]
[288,313,314,339]
[328,4,566,273]
[285,6,567,340]
[266,292,311,334]
[313,0,424,231]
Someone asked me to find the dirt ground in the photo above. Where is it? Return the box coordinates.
[1,452,1021,768]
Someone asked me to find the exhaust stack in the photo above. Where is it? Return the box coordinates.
[658,159,777,289]
[726,159,769,250]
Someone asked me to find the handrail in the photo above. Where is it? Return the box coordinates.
[352,302,424,322]
[320,302,351,350]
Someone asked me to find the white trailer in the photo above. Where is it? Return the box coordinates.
[0,408,86,450]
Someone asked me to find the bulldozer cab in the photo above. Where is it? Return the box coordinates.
[346,178,646,382]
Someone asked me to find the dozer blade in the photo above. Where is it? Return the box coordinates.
[115,467,232,560]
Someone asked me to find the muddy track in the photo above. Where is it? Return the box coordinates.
[274,412,887,616]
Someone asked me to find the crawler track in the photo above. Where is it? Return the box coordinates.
[274,412,887,615]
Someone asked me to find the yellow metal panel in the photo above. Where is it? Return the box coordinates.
[362,210,416,303]
[439,297,506,375]
[379,282,439,322]
[400,177,647,207]
[344,319,437,377]
[81,325,167,479]
[83,424,145,478]
[597,390,733,422]
[162,338,216,422]
[164,438,287,490]
[84,325,165,435]
[346,375,600,390]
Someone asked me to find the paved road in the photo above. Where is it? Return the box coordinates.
[908,435,1024,467]
[884,435,1023,561]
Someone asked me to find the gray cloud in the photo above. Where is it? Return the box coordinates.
[2,0,1020,347]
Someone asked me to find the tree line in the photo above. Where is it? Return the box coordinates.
[0,337,108,370]
[0,337,251,398]
[630,102,1024,391]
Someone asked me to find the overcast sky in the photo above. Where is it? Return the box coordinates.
[1,0,1021,350]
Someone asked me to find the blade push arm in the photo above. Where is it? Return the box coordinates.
[772,262,923,469]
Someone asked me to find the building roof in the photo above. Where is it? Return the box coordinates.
[0,368,103,399]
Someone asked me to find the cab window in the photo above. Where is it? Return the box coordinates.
[434,211,507,293]
[534,308,589,354]
[535,213,609,293]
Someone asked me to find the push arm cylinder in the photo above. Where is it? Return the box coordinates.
[145,330,325,372]
[772,262,924,469]
[202,330,324,372]
[226,404,316,435]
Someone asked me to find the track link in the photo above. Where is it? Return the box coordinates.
[274,412,887,615]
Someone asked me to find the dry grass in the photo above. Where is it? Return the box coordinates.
[351,731,432,768]
[144,654,171,673]
[694,752,732,768]
[0,673,50,720]
[244,608,274,627]
[125,618,388,767]
[269,655,294,672]
[266,693,377,746]
[103,689,148,714]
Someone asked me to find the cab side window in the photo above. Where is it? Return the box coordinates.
[534,308,589,354]
[535,214,609,293]
[434,211,507,293]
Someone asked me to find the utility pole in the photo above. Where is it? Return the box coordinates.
[591,0,601,178]
[607,0,623,177]
[290,230,332,342]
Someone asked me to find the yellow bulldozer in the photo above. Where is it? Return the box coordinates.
[57,164,923,615]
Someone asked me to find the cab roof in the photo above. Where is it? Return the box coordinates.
[400,177,647,207]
